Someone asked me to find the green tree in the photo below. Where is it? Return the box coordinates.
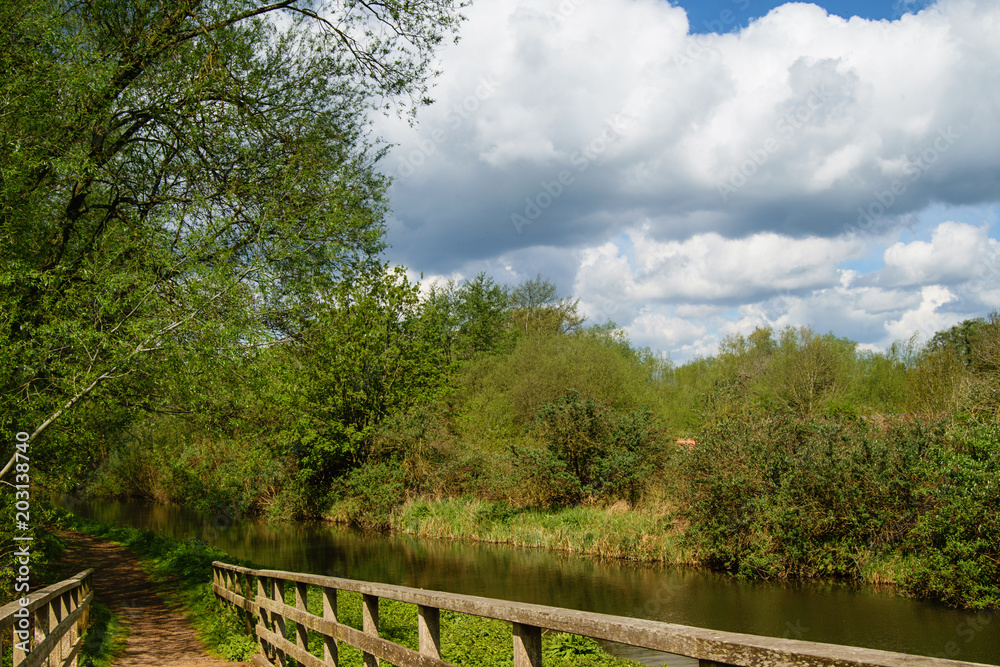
[0,0,466,480]
[509,275,583,337]
[425,273,513,362]
[929,318,988,367]
[279,265,450,486]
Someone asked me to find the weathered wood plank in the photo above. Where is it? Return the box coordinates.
[323,587,339,666]
[0,570,93,620]
[20,590,93,667]
[363,594,379,667]
[295,582,309,653]
[252,595,455,667]
[214,561,996,667]
[512,623,542,667]
[418,605,441,659]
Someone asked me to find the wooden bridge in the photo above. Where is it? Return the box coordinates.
[210,561,996,667]
[3,562,995,667]
[0,569,93,667]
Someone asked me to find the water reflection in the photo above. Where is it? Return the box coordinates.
[60,499,999,666]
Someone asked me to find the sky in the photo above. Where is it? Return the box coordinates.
[376,0,1000,362]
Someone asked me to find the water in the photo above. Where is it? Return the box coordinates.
[60,498,999,665]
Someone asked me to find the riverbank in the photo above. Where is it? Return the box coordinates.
[319,417,1000,612]
[391,497,693,563]
[328,495,913,591]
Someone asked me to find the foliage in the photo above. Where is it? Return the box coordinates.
[425,273,515,362]
[930,318,988,366]
[79,602,129,667]
[84,417,294,517]
[905,422,1000,609]
[679,413,1000,607]
[0,500,65,604]
[544,633,602,660]
[0,0,466,480]
[527,390,664,505]
[509,274,584,337]
[329,461,409,530]
[279,265,451,484]
[453,332,671,451]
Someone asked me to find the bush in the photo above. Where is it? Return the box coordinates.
[508,447,582,508]
[681,415,937,580]
[904,422,1000,608]
[330,461,409,530]
[525,391,665,506]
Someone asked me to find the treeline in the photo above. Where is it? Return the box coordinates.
[68,271,1000,608]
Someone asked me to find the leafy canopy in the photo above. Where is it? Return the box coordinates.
[0,0,466,477]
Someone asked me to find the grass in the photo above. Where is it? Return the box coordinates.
[79,602,130,667]
[395,496,695,564]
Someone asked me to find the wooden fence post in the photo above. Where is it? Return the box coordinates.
[12,611,28,665]
[273,579,287,666]
[513,622,543,667]
[362,594,379,667]
[256,575,272,660]
[323,587,338,666]
[295,582,309,654]
[417,605,441,659]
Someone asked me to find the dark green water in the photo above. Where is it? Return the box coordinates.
[61,498,998,666]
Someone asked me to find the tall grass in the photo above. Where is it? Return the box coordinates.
[396,497,692,564]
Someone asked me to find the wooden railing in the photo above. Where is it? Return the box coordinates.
[0,569,94,667]
[212,561,995,667]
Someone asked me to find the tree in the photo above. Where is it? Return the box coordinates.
[509,275,583,337]
[929,318,988,366]
[277,265,450,485]
[424,273,513,362]
[0,0,467,480]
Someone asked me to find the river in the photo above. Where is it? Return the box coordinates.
[59,498,998,665]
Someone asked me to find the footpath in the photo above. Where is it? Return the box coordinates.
[55,530,250,667]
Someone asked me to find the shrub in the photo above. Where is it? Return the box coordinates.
[904,422,1000,608]
[525,391,665,506]
[681,415,940,580]
[331,461,408,530]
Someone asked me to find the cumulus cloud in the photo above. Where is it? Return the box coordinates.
[878,222,999,287]
[385,0,1000,270]
[379,0,1000,361]
[574,230,864,304]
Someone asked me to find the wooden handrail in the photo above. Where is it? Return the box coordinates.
[0,569,94,667]
[212,561,996,667]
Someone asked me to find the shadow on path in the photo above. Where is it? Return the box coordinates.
[55,529,251,667]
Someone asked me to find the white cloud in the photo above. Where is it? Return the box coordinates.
[379,0,1000,361]
[885,284,962,341]
[880,221,999,286]
[575,230,864,304]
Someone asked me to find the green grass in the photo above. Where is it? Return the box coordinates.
[79,602,129,667]
[395,497,694,564]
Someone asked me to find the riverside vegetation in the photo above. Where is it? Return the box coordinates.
[2,0,998,622]
[27,282,1000,612]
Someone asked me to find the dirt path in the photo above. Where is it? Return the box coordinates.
[55,530,252,667]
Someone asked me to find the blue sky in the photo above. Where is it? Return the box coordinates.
[679,0,933,33]
[378,0,1000,361]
